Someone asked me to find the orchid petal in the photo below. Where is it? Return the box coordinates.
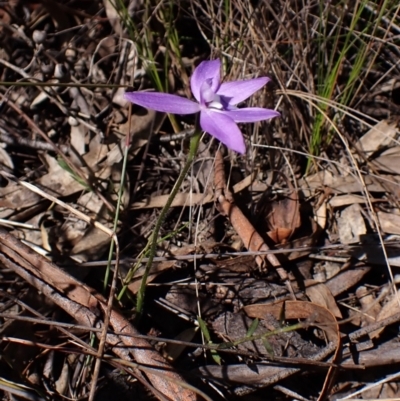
[222,107,280,122]
[190,59,221,103]
[124,92,200,114]
[200,110,245,154]
[217,77,270,105]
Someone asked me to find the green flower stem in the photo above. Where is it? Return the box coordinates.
[103,135,131,292]
[136,126,202,316]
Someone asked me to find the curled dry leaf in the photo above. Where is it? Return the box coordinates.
[304,279,342,318]
[256,173,301,244]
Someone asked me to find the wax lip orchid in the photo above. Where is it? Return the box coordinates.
[124,59,280,154]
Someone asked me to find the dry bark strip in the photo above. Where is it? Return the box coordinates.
[214,150,289,282]
[245,301,341,400]
[0,227,198,401]
[196,341,337,397]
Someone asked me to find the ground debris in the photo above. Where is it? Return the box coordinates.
[1,0,400,400]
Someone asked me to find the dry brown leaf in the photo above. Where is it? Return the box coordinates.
[355,120,398,158]
[54,359,69,395]
[257,175,300,244]
[83,132,111,168]
[0,7,12,36]
[132,192,213,209]
[244,300,339,342]
[127,260,176,294]
[373,146,400,174]
[266,227,291,244]
[103,0,123,36]
[108,109,165,165]
[70,228,112,263]
[343,338,400,367]
[325,266,371,297]
[356,285,381,329]
[305,280,342,318]
[0,154,78,213]
[329,194,368,208]
[68,163,130,261]
[195,362,299,387]
[337,203,366,244]
[377,211,400,235]
[163,327,198,362]
[0,145,13,170]
[362,382,398,400]
[272,218,320,261]
[70,123,87,156]
[1,132,126,259]
[315,194,327,229]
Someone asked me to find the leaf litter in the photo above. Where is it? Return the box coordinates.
[1,1,400,400]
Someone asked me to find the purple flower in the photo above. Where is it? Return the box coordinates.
[124,59,280,154]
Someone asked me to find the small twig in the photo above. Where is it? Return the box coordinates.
[0,80,129,89]
[158,127,195,142]
[348,311,400,343]
[19,181,114,237]
[77,242,371,266]
[0,129,70,153]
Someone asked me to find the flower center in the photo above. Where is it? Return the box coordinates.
[207,94,224,110]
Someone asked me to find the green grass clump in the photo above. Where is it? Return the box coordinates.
[310,0,393,165]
